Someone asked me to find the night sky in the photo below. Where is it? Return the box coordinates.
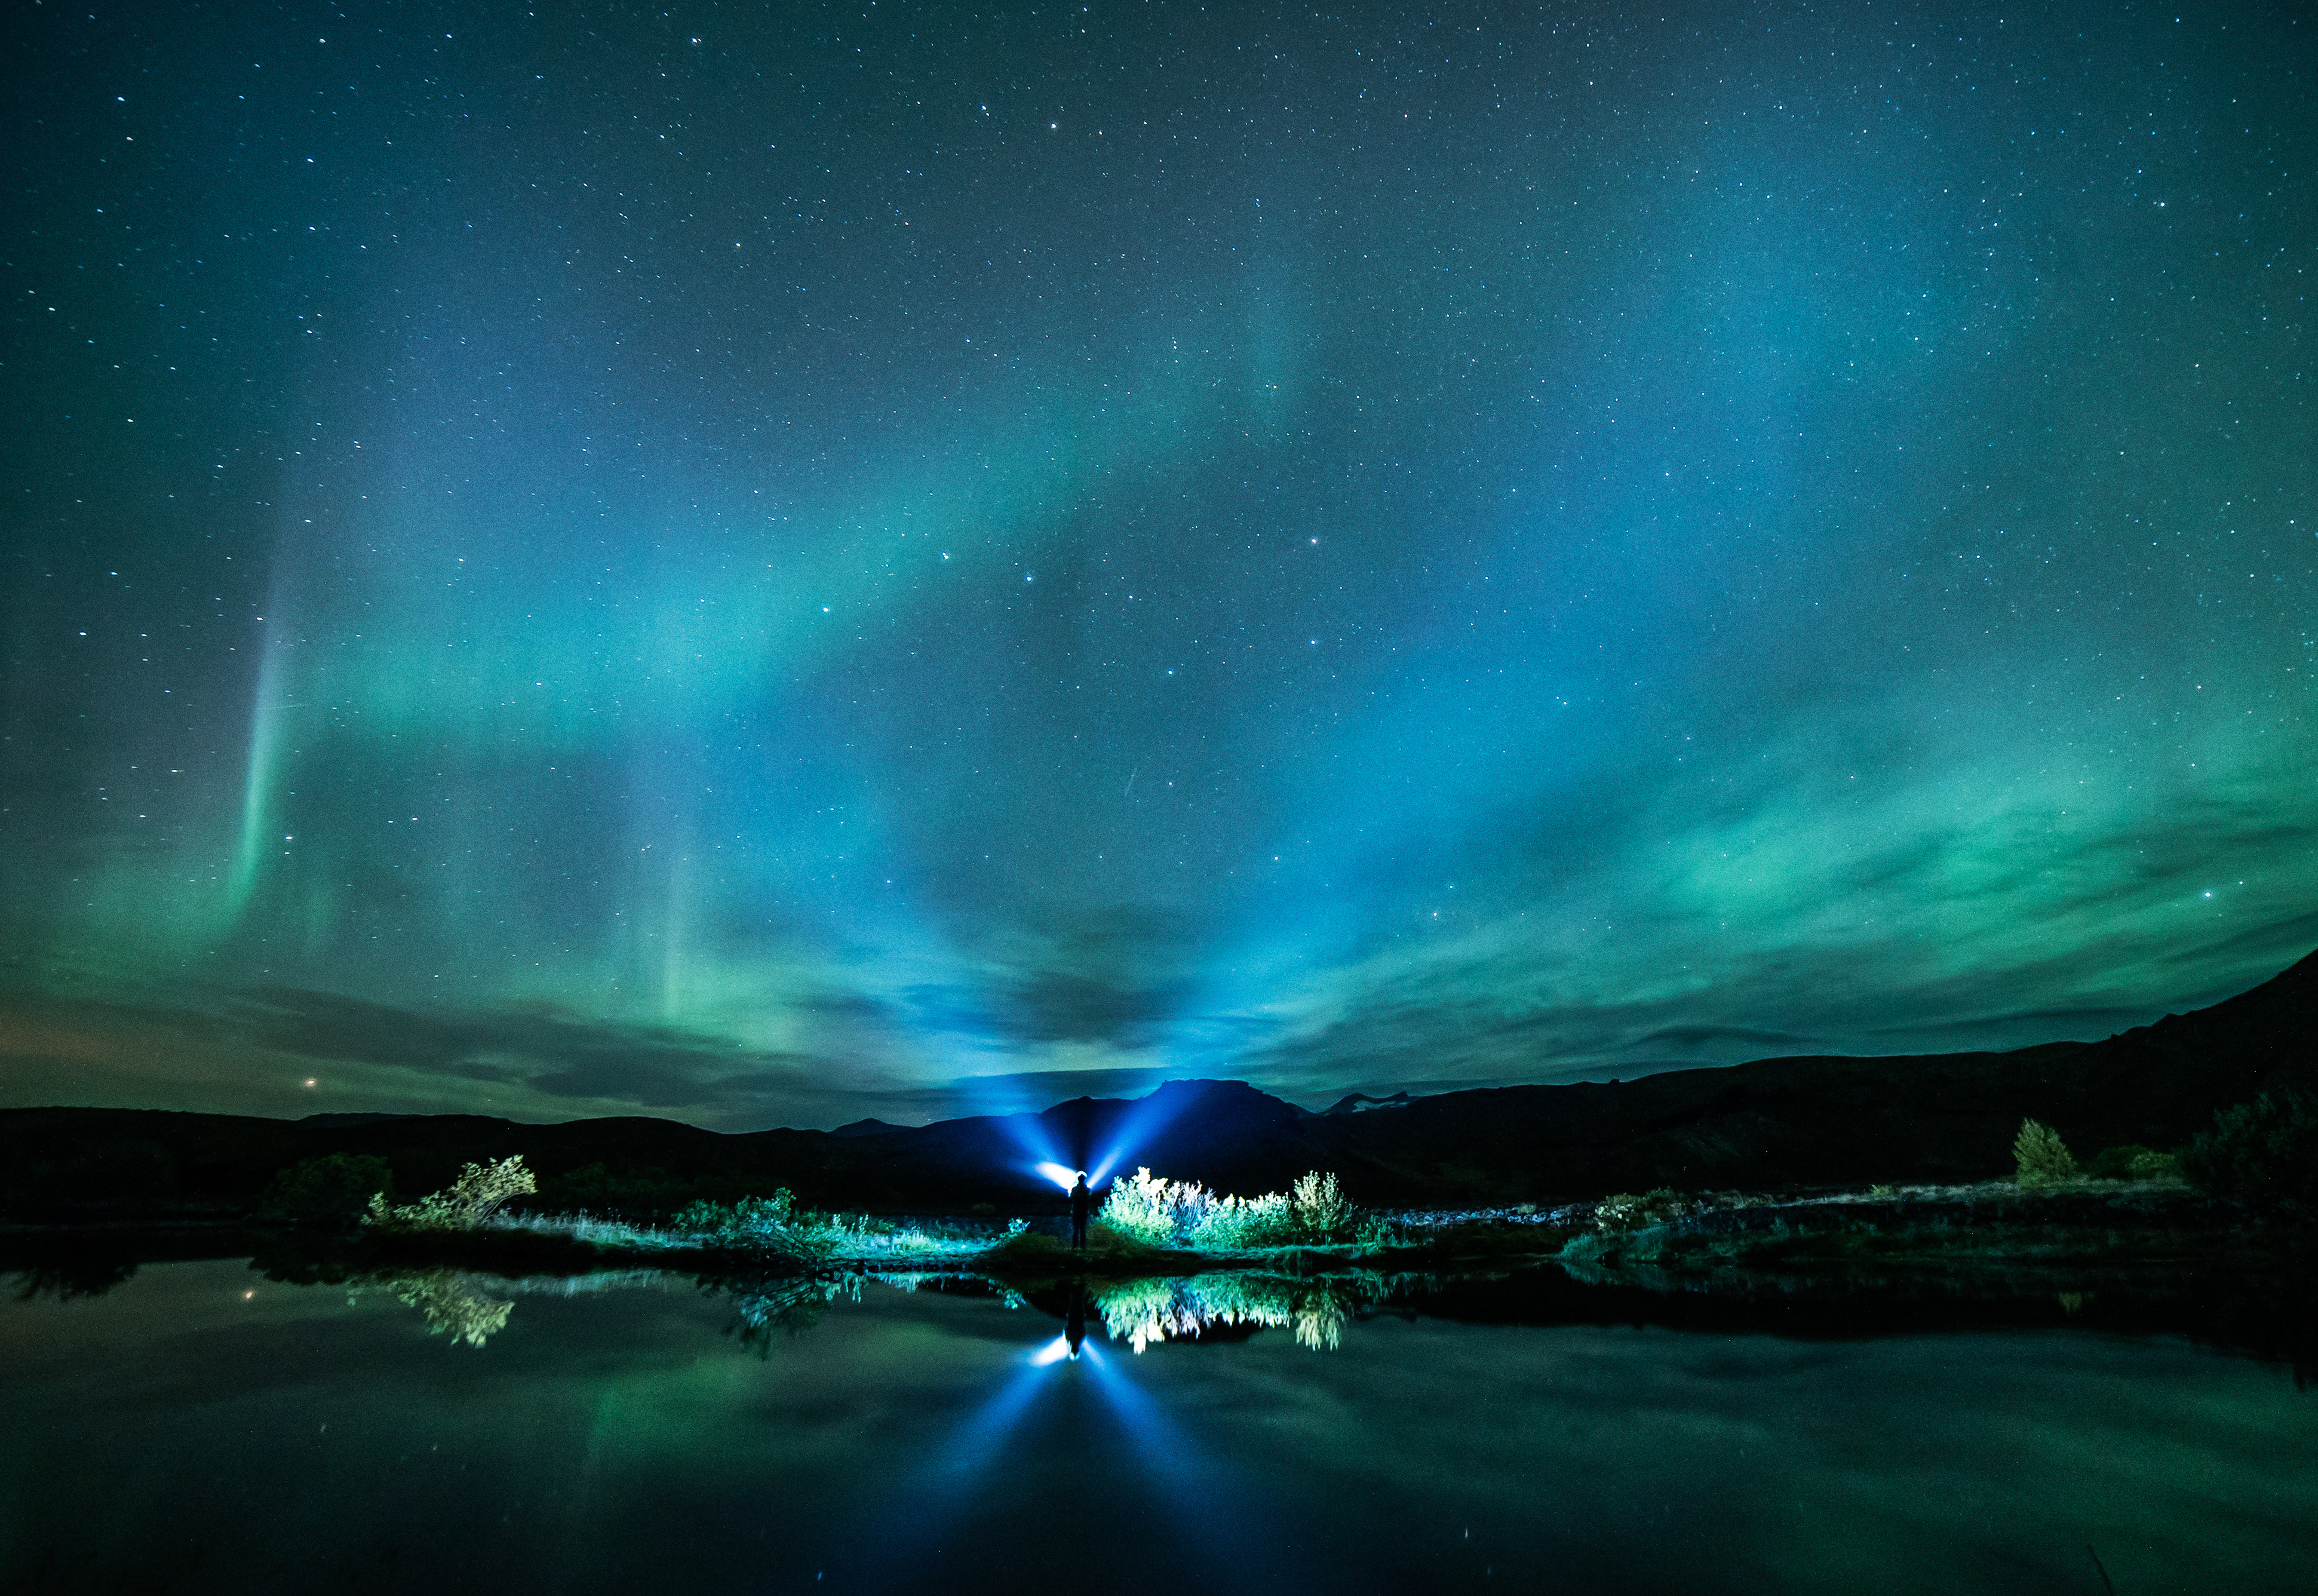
[4,1,2313,1131]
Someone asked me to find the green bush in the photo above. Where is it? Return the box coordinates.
[2084,1144,2181,1183]
[2127,1149,2182,1182]
[2012,1119,2077,1186]
[366,1155,535,1231]
[1095,1167,1202,1247]
[671,1190,835,1259]
[1290,1171,1355,1239]
[1594,1189,1688,1233]
[674,1189,801,1238]
[2181,1091,2318,1220]
[260,1154,394,1223]
[1098,1167,1359,1250]
[1189,1190,1297,1249]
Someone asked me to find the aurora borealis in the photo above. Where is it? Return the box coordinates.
[4,1,2313,1130]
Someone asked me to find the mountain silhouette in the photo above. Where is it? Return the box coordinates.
[3,949,2310,1216]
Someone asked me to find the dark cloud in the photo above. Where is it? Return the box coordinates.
[994,971,1187,1046]
[815,1066,1178,1127]
[1629,1024,1820,1054]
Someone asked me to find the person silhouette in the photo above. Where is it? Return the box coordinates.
[1069,1170,1092,1250]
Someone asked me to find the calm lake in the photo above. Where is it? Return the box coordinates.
[4,1256,2314,1594]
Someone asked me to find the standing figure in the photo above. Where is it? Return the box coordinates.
[1070,1170,1092,1250]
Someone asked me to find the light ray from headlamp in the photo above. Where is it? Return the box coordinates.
[1085,1087,1198,1185]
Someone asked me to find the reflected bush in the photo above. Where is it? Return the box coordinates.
[260,1155,394,1224]
[366,1155,536,1231]
[1094,1272,1367,1352]
[722,1273,861,1354]
[10,1259,140,1302]
[383,1270,514,1348]
[1099,1167,1359,1251]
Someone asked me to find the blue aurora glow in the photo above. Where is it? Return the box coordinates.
[4,2,2313,1127]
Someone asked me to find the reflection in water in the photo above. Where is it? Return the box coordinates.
[9,1258,140,1302]
[361,1264,1021,1355]
[1095,1271,1382,1352]
[716,1269,1022,1356]
[724,1272,859,1353]
[372,1268,671,1347]
[382,1270,514,1348]
[4,1256,2316,1594]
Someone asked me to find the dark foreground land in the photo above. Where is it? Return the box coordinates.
[2,947,2311,1224]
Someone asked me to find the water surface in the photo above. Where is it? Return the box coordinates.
[4,1258,2313,1593]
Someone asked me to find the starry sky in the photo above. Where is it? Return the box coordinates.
[4,0,2313,1131]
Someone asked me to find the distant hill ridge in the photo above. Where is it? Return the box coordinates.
[3,948,2310,1214]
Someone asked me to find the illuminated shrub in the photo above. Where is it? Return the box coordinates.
[1291,1171,1354,1240]
[676,1190,799,1239]
[2126,1149,2182,1182]
[1098,1167,1212,1247]
[673,1190,842,1260]
[366,1155,536,1231]
[1101,1168,1358,1249]
[664,1194,1017,1262]
[2084,1144,2182,1183]
[2012,1119,2077,1186]
[1593,1189,1688,1233]
[1189,1191,1296,1249]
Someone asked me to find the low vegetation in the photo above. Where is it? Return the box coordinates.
[383,1270,514,1348]
[1094,1270,1374,1352]
[667,1190,1023,1262]
[1096,1167,1358,1251]
[259,1154,394,1224]
[2182,1089,2318,1223]
[2012,1118,2078,1186]
[365,1155,536,1232]
[1591,1189,1692,1233]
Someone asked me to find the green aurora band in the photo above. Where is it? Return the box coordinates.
[3,1,2313,1127]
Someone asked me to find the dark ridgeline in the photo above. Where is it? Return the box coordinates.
[4,948,2311,1220]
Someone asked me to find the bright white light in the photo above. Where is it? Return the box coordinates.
[1030,1336,1073,1367]
[1034,1161,1079,1190]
